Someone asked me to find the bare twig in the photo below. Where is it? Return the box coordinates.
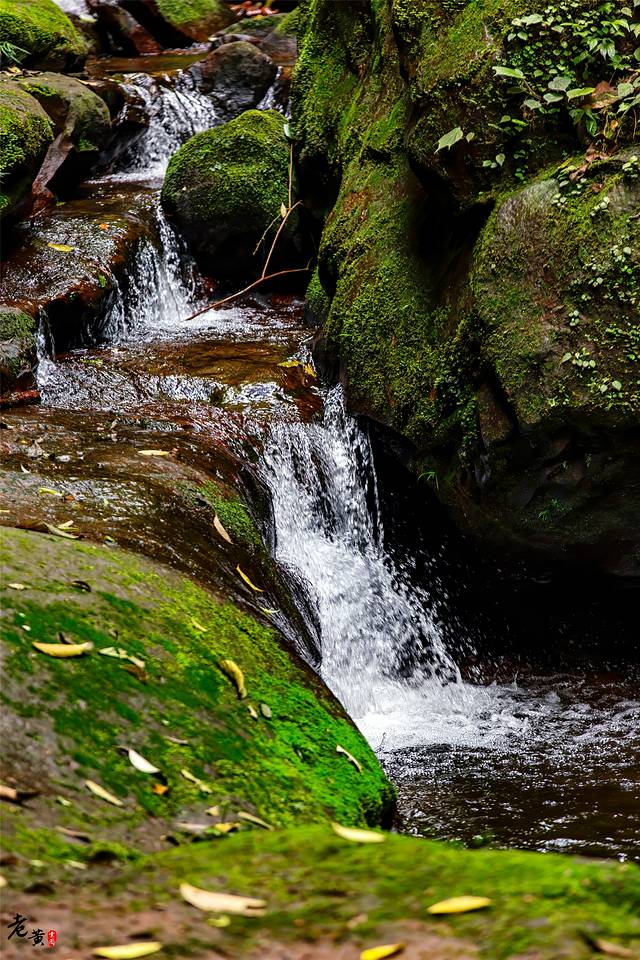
[183,266,310,320]
[183,144,303,321]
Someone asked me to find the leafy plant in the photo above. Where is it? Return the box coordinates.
[0,40,28,66]
[493,1,640,146]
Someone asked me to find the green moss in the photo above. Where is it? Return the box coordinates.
[17,72,111,153]
[37,826,640,958]
[0,527,393,864]
[0,0,86,69]
[0,307,36,388]
[0,83,53,218]
[163,109,289,224]
[155,0,231,38]
[196,480,262,551]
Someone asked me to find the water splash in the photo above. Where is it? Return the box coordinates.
[260,387,462,719]
[114,73,219,181]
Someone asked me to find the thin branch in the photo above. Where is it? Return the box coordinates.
[183,266,311,320]
[262,200,302,278]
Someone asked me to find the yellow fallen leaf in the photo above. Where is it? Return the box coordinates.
[336,744,362,773]
[260,607,277,615]
[247,704,259,720]
[38,486,63,497]
[43,522,80,539]
[278,359,302,368]
[191,618,207,632]
[0,875,6,888]
[8,582,27,590]
[33,641,92,658]
[179,882,266,916]
[58,520,75,529]
[85,779,124,807]
[138,449,170,457]
[207,916,230,928]
[153,783,169,795]
[361,945,405,960]
[126,748,160,774]
[98,647,145,670]
[211,822,240,835]
[219,659,248,699]
[236,565,263,593]
[180,769,213,793]
[238,811,273,830]
[280,201,287,218]
[47,242,74,252]
[331,823,385,843]
[205,805,221,818]
[427,896,492,915]
[303,363,316,378]
[92,944,162,959]
[213,514,232,543]
[0,784,19,802]
[591,940,635,958]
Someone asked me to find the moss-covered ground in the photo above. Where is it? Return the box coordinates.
[0,528,393,868]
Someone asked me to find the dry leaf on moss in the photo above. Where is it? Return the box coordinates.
[214,515,232,543]
[236,565,263,593]
[219,659,248,699]
[427,896,491,915]
[331,823,385,843]
[336,744,362,773]
[85,780,124,807]
[33,641,92,658]
[92,944,162,959]
[179,882,266,916]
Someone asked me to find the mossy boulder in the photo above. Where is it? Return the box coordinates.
[0,0,86,70]
[0,306,37,397]
[0,83,53,222]
[292,0,640,578]
[154,0,232,41]
[0,527,394,864]
[15,73,112,197]
[162,109,305,285]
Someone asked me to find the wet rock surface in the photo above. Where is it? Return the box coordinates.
[188,40,277,120]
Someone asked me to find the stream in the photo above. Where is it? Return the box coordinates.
[4,55,639,863]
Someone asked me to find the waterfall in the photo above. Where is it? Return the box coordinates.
[260,388,468,720]
[114,74,219,181]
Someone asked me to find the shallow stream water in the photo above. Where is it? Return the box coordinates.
[4,54,639,862]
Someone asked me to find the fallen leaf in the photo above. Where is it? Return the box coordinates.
[26,440,44,458]
[219,659,248,699]
[336,744,362,773]
[260,703,272,719]
[260,607,277,615]
[590,940,634,958]
[38,486,63,497]
[0,875,6,888]
[92,944,162,959]
[331,823,385,843]
[125,748,160,775]
[47,243,74,253]
[205,805,221,818]
[32,641,92,657]
[278,359,302,369]
[427,896,492,915]
[153,783,169,795]
[176,822,212,835]
[303,363,316,378]
[247,704,259,720]
[207,916,230,928]
[58,520,76,529]
[43,522,80,539]
[56,826,91,842]
[211,822,240,835]
[180,769,213,793]
[361,946,405,960]
[8,583,27,590]
[280,201,287,218]
[70,579,91,591]
[238,811,273,830]
[138,449,170,457]
[98,223,110,230]
[179,882,266,916]
[213,514,232,543]
[236,565,263,593]
[164,735,188,745]
[85,780,124,807]
[98,647,145,669]
[122,663,148,683]
[191,618,207,632]
[0,784,18,802]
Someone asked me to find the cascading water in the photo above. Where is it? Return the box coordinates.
[115,74,219,181]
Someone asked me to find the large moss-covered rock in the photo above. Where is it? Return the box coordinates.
[90,0,233,48]
[162,109,302,285]
[0,83,53,222]
[292,0,640,578]
[0,527,394,863]
[0,0,86,70]
[14,73,112,198]
[0,306,37,397]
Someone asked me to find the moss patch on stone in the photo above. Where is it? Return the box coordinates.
[0,83,53,220]
[0,0,86,70]
[17,72,111,153]
[0,527,394,866]
[155,0,232,40]
[0,306,37,390]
